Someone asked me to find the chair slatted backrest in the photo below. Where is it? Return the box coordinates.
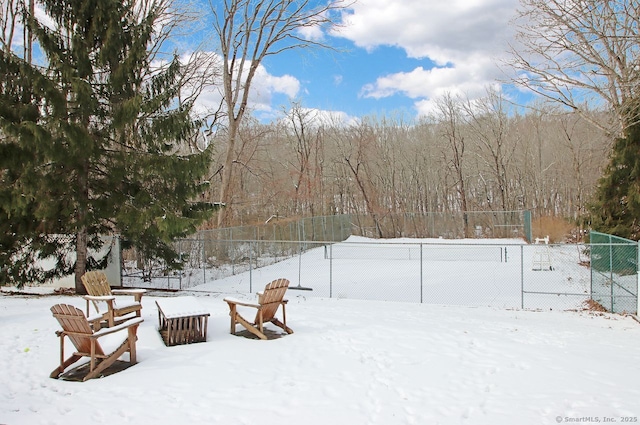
[81,271,113,297]
[50,304,105,356]
[256,278,289,322]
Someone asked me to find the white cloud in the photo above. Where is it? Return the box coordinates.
[180,52,300,119]
[337,0,517,63]
[335,0,520,116]
[257,67,300,99]
[247,66,300,113]
[281,107,360,128]
[361,54,499,100]
[296,23,325,42]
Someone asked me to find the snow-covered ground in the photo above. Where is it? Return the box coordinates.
[1,237,638,425]
[1,294,639,425]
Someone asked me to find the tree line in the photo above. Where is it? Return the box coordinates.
[204,95,610,238]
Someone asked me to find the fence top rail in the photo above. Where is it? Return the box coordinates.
[589,242,638,246]
[174,238,594,247]
[590,231,637,243]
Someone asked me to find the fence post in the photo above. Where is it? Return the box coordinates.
[202,234,206,285]
[521,244,524,309]
[590,239,593,301]
[329,244,333,299]
[298,240,302,288]
[523,210,532,243]
[609,235,614,312]
[637,241,639,315]
[231,229,235,275]
[420,243,423,304]
[249,240,253,293]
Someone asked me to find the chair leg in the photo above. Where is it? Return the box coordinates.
[50,354,82,379]
[271,304,293,334]
[84,340,130,381]
[90,340,97,372]
[51,334,76,378]
[271,318,294,334]
[106,299,115,327]
[229,304,237,334]
[225,303,269,340]
[235,312,268,340]
[128,325,138,364]
[257,310,264,334]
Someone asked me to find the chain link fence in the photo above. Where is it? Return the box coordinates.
[122,214,352,289]
[122,238,622,313]
[349,210,532,241]
[122,211,531,287]
[199,214,353,242]
[120,216,638,315]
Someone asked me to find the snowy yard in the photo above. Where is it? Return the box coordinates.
[1,293,639,424]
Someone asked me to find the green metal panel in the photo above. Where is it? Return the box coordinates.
[590,231,638,314]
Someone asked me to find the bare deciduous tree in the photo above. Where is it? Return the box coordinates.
[434,93,470,237]
[508,0,640,135]
[464,88,519,212]
[557,112,609,219]
[335,122,386,238]
[282,103,325,217]
[210,0,349,227]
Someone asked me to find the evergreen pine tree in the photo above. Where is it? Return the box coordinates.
[589,112,640,240]
[0,0,214,290]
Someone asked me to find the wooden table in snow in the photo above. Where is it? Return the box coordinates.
[155,297,210,346]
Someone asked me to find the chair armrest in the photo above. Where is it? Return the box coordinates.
[92,317,144,338]
[83,295,116,302]
[112,288,146,302]
[112,288,147,295]
[224,297,261,309]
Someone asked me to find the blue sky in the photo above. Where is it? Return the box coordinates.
[20,0,527,123]
[235,0,526,123]
[264,44,436,119]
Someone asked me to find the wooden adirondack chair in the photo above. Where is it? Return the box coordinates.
[81,271,146,327]
[224,278,294,340]
[50,304,143,381]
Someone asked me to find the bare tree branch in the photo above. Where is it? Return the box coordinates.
[507,0,640,136]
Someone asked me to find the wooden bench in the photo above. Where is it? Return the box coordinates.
[155,297,210,346]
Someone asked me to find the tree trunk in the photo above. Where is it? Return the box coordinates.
[75,159,90,294]
[75,226,87,294]
[217,118,238,227]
